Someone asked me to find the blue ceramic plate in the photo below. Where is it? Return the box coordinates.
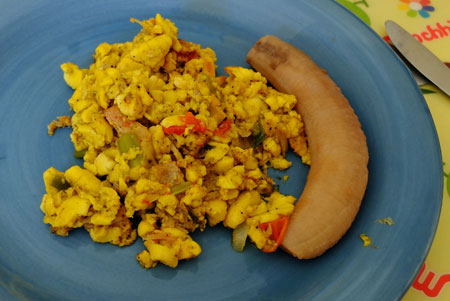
[0,0,442,300]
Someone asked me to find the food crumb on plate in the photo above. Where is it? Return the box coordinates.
[360,233,372,247]
[376,217,395,226]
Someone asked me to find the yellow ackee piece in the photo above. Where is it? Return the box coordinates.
[61,62,85,89]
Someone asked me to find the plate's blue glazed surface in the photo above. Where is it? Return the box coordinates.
[0,0,442,300]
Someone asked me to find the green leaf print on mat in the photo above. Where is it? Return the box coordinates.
[336,0,371,26]
[420,88,437,94]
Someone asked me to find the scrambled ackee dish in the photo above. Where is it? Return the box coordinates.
[41,14,310,269]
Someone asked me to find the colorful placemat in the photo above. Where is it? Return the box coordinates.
[336,0,450,299]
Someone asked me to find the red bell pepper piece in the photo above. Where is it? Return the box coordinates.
[259,216,289,253]
[181,112,206,133]
[213,119,232,136]
[162,125,187,135]
[163,112,206,135]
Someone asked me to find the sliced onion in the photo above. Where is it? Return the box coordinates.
[232,222,249,252]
